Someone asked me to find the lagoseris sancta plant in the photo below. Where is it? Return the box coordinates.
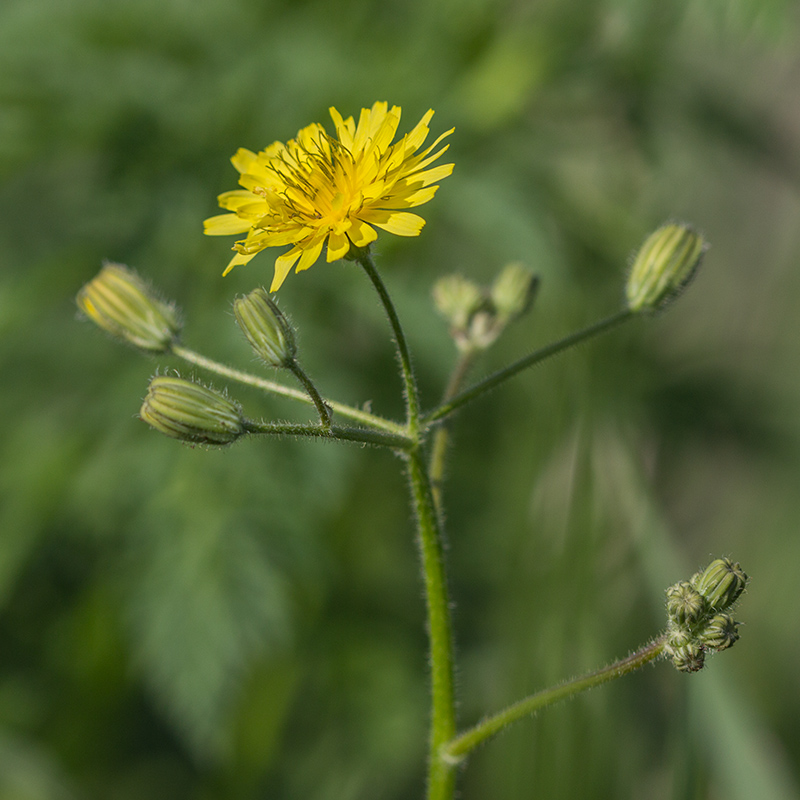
[77,102,746,800]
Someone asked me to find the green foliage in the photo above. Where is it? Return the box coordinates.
[2,0,800,798]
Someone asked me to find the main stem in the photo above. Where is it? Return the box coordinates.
[407,448,457,800]
[354,249,456,799]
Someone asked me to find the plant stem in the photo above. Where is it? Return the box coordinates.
[289,361,331,431]
[354,249,421,434]
[246,420,413,450]
[407,448,457,800]
[429,349,476,511]
[443,634,667,761]
[422,309,634,426]
[170,343,404,436]
[354,249,457,797]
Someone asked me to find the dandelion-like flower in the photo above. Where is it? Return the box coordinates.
[204,102,454,292]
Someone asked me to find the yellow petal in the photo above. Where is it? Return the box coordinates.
[347,218,378,247]
[222,250,257,276]
[295,238,325,273]
[271,249,302,291]
[403,109,435,153]
[204,214,253,235]
[376,185,438,209]
[327,231,351,261]
[329,107,356,150]
[231,148,259,174]
[365,210,426,236]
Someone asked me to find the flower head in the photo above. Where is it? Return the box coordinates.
[204,102,454,292]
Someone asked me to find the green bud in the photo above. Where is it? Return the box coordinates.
[665,621,692,650]
[693,558,748,611]
[490,262,539,323]
[233,288,297,367]
[626,223,707,313]
[76,263,180,352]
[666,581,707,627]
[700,613,740,652]
[140,376,246,445]
[668,642,706,674]
[433,274,485,333]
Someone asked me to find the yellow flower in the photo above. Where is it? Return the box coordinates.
[204,102,454,292]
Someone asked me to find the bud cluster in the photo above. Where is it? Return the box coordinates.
[433,263,539,352]
[664,558,748,673]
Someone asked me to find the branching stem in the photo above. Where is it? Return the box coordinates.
[170,343,404,435]
[443,634,667,762]
[422,309,634,426]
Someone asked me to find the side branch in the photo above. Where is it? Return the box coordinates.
[170,344,405,436]
[443,634,666,762]
[422,309,634,426]
[246,421,413,450]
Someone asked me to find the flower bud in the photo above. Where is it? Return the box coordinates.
[433,274,484,333]
[693,558,748,611]
[668,642,706,674]
[700,613,740,652]
[626,224,707,313]
[665,621,692,650]
[140,376,246,445]
[490,263,539,323]
[233,288,297,367]
[665,581,707,627]
[76,263,180,352]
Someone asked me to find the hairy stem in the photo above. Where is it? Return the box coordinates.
[443,634,667,761]
[422,309,634,426]
[354,249,421,433]
[246,420,413,450]
[289,361,331,431]
[429,349,476,511]
[170,343,404,435]
[407,448,457,800]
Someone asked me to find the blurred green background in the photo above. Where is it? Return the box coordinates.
[2,0,800,797]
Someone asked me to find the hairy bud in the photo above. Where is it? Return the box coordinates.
[77,263,180,352]
[693,558,748,611]
[666,581,707,628]
[700,613,740,652]
[626,224,707,313]
[234,288,297,367]
[140,376,246,445]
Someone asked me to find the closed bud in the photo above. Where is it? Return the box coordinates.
[694,557,748,611]
[140,376,246,445]
[233,288,297,367]
[668,642,706,674]
[626,223,707,313]
[77,263,180,352]
[665,621,692,650]
[666,581,707,627]
[700,613,740,652]
[433,274,485,333]
[490,263,539,323]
